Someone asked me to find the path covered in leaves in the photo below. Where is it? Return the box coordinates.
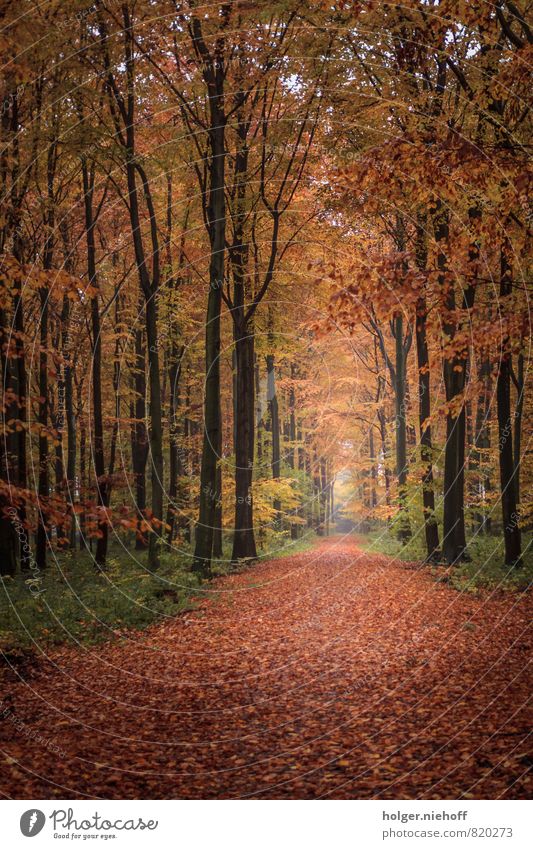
[1,537,531,799]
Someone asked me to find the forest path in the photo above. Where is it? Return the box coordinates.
[1,536,531,799]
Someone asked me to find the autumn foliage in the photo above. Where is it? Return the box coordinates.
[0,0,531,802]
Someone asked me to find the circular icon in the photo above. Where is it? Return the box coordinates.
[20,810,46,837]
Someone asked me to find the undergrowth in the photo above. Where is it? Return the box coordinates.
[0,532,317,653]
[361,528,533,593]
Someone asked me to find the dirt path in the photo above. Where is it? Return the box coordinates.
[1,537,531,799]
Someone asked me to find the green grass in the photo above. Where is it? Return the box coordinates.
[0,532,318,654]
[0,544,202,653]
[360,528,533,593]
[255,531,317,562]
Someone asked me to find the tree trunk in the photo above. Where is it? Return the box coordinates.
[369,427,378,509]
[320,459,328,535]
[145,295,164,570]
[288,365,298,538]
[414,217,440,560]
[415,299,441,560]
[512,351,524,506]
[0,306,18,576]
[36,286,49,570]
[36,147,56,572]
[232,324,257,560]
[193,111,225,574]
[229,116,257,562]
[472,358,492,533]
[497,243,522,566]
[393,313,411,542]
[54,295,71,549]
[288,366,296,470]
[79,415,87,551]
[313,449,323,534]
[377,393,391,508]
[82,160,108,568]
[13,269,30,568]
[166,342,184,546]
[126,197,163,569]
[64,321,76,549]
[266,350,281,531]
[130,320,148,549]
[213,462,223,558]
[434,203,472,563]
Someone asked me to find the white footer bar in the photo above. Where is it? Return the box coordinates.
[2,799,531,849]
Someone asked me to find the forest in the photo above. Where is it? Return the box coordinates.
[0,0,531,801]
